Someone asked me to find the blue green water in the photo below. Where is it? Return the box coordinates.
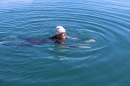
[0,0,130,86]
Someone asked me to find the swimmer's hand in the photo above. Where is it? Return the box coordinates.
[85,39,96,42]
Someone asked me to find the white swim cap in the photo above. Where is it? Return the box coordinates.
[55,26,66,35]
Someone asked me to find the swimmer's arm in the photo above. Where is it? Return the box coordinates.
[66,36,79,40]
[66,44,91,48]
[66,36,96,42]
[55,40,90,48]
[68,45,90,48]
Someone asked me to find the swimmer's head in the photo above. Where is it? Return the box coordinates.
[55,26,66,35]
[55,26,66,39]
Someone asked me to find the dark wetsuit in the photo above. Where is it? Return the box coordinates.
[1,35,65,46]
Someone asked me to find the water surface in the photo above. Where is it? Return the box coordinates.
[0,0,130,86]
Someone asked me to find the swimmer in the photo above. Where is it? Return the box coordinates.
[0,26,95,48]
[49,26,94,48]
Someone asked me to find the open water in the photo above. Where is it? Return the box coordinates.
[0,0,130,86]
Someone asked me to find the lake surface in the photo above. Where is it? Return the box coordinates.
[0,0,130,86]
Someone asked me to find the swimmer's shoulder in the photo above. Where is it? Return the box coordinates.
[49,35,57,39]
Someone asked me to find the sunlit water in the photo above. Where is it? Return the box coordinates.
[0,0,130,86]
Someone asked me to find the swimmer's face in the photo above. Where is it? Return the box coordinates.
[58,32,66,39]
